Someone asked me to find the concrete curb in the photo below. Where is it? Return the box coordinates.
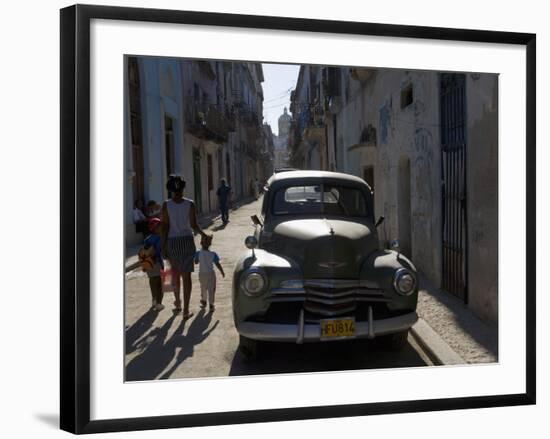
[411,318,465,366]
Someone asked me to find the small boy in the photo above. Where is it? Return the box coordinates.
[142,217,165,311]
[194,234,224,312]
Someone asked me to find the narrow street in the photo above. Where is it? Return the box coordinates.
[125,198,432,381]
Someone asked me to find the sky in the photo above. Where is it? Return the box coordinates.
[261,63,301,136]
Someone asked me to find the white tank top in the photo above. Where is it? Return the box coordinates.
[166,198,193,237]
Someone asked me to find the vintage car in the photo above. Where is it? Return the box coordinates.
[232,170,418,357]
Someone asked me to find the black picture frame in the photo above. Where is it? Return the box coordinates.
[60,4,536,434]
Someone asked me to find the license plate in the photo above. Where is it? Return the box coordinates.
[320,317,355,340]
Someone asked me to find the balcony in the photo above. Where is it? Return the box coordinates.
[185,102,229,143]
[239,106,262,127]
[295,105,325,142]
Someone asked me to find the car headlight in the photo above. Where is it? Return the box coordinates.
[242,271,266,296]
[393,268,417,296]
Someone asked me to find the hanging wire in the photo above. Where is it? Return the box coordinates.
[262,86,295,103]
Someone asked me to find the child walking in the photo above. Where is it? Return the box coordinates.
[194,234,224,312]
[141,217,165,311]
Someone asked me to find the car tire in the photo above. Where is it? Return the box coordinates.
[379,330,409,350]
[239,335,260,361]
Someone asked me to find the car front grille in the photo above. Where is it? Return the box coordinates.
[304,279,388,317]
[261,279,391,320]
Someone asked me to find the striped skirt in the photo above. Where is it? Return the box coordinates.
[166,235,196,273]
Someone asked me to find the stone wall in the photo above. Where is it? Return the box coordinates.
[466,74,499,323]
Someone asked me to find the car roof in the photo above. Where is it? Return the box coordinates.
[266,170,368,187]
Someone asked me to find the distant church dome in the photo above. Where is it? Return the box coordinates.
[278,107,291,137]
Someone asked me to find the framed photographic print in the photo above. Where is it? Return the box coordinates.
[60,4,536,434]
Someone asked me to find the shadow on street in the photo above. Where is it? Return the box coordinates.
[125,310,219,381]
[229,337,430,376]
[212,223,227,231]
[125,309,160,355]
[158,310,219,379]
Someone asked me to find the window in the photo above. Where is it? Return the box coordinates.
[273,184,369,217]
[401,83,414,109]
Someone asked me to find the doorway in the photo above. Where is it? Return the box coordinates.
[207,153,213,212]
[164,115,175,178]
[128,57,145,206]
[440,73,468,302]
[398,157,412,258]
[226,152,231,186]
[363,166,375,215]
[193,148,202,214]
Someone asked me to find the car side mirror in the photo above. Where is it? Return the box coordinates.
[375,215,385,228]
[390,239,401,254]
[251,214,263,227]
[245,235,258,258]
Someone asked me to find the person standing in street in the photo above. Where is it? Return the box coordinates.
[161,174,207,319]
[216,178,232,225]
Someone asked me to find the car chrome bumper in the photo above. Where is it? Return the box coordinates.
[236,309,418,343]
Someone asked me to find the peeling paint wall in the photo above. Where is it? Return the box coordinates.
[351,70,443,287]
[306,66,498,324]
[334,69,498,324]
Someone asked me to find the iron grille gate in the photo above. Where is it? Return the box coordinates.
[440,73,468,302]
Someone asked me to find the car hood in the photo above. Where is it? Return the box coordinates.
[265,218,378,278]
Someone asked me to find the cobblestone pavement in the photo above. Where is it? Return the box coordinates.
[124,197,432,381]
[417,276,498,364]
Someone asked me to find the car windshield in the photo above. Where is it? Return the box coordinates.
[273,184,370,217]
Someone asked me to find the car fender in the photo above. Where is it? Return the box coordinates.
[232,249,302,323]
[360,249,419,310]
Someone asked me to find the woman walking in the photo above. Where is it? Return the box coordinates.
[161,175,207,319]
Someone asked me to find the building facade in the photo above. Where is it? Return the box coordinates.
[124,57,268,245]
[260,123,275,182]
[288,66,498,324]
